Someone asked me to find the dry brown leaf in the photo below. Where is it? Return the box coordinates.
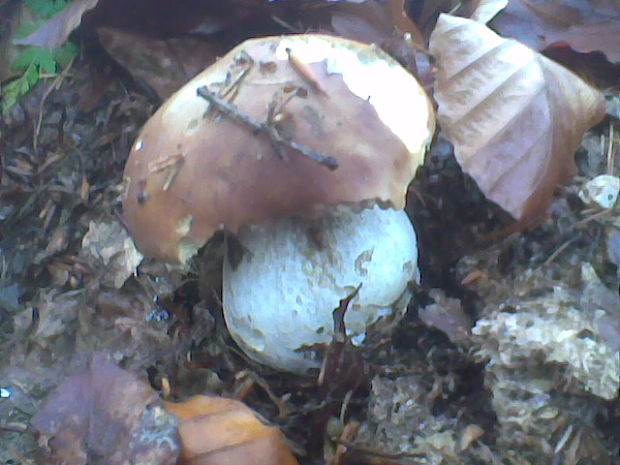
[97,27,223,99]
[14,0,99,50]
[32,353,179,465]
[164,395,299,465]
[490,0,620,64]
[80,218,143,289]
[470,0,508,23]
[329,0,427,73]
[322,0,416,31]
[317,285,369,400]
[418,289,470,344]
[429,14,606,223]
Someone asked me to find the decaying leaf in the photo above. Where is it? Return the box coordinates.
[490,0,620,64]
[354,375,460,462]
[97,27,223,99]
[32,289,81,341]
[331,1,398,45]
[14,0,100,51]
[164,395,299,465]
[318,285,369,400]
[80,219,143,289]
[471,263,620,461]
[329,0,427,73]
[418,289,470,344]
[429,14,606,223]
[32,352,179,465]
[470,0,508,23]
[473,263,620,401]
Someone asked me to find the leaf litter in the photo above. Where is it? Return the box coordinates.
[490,0,620,64]
[32,353,179,465]
[0,1,619,464]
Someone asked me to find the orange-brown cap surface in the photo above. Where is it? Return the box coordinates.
[123,34,434,263]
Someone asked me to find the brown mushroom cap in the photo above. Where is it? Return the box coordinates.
[123,34,434,263]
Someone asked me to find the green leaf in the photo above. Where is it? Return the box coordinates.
[37,49,56,73]
[54,41,79,68]
[1,73,32,117]
[13,47,56,74]
[25,0,70,19]
[25,63,40,86]
[1,91,19,117]
[3,0,78,115]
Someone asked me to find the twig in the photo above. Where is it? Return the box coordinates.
[286,47,326,94]
[607,123,617,176]
[0,422,28,433]
[207,51,255,122]
[147,153,185,191]
[270,14,302,33]
[571,208,614,229]
[198,85,263,132]
[335,441,427,464]
[220,51,254,101]
[34,58,75,153]
[196,85,338,170]
[541,236,579,267]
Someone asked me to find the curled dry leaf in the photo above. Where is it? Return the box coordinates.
[490,0,620,64]
[318,286,370,401]
[469,0,508,23]
[429,14,606,223]
[163,395,299,465]
[32,352,179,465]
[80,219,143,289]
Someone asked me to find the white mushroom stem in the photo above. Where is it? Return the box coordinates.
[222,205,420,374]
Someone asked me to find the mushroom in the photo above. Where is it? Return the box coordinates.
[123,34,435,373]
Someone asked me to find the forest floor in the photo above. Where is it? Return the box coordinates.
[1,2,619,464]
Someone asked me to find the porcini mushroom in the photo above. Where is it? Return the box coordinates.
[123,34,435,373]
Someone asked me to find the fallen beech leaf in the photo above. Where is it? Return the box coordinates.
[470,0,508,23]
[97,27,223,99]
[80,218,143,289]
[490,0,620,64]
[32,353,179,465]
[14,0,99,50]
[164,395,299,465]
[329,0,426,73]
[429,14,605,222]
[331,2,398,45]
